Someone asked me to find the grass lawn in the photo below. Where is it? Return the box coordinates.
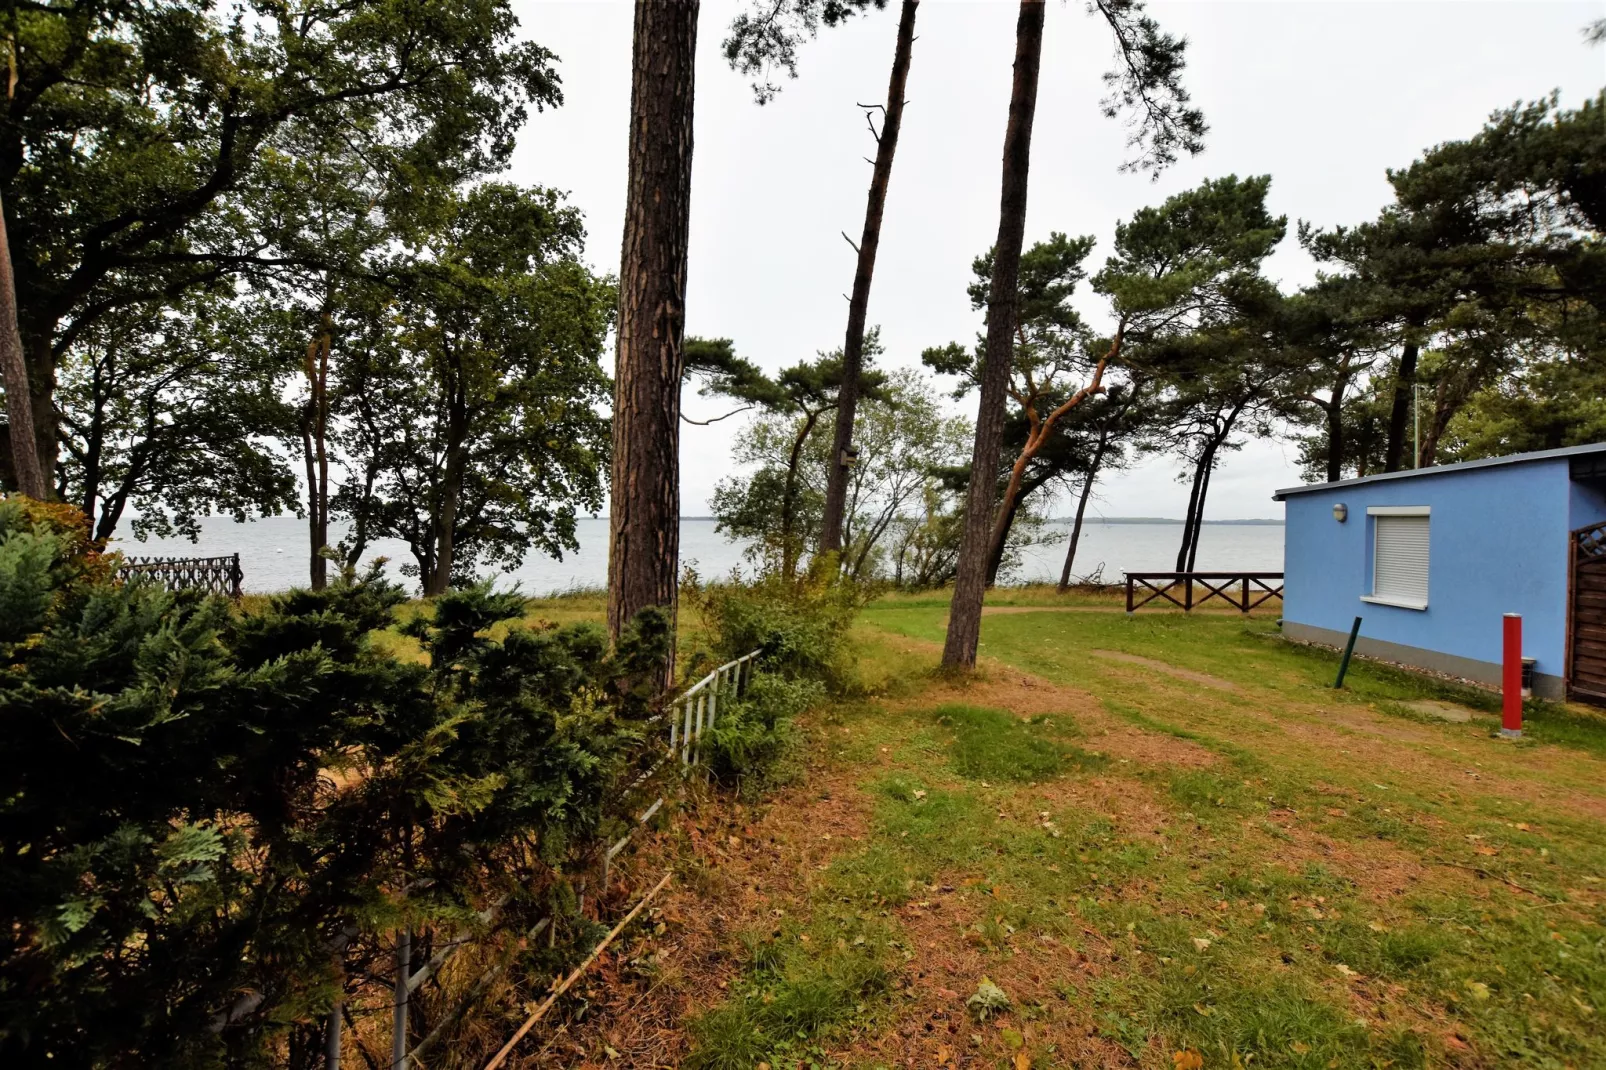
[559,593,1606,1070]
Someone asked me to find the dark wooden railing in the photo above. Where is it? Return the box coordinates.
[1125,571,1283,614]
[117,554,244,599]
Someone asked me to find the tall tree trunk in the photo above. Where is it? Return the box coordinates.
[26,331,57,495]
[1174,448,1208,571]
[1057,439,1108,591]
[0,192,44,498]
[819,0,919,555]
[428,386,469,598]
[609,0,699,684]
[1184,447,1215,573]
[1325,395,1344,483]
[942,0,1045,670]
[780,411,820,580]
[1382,340,1418,473]
[301,315,332,590]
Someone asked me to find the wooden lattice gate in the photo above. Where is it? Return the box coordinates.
[1570,522,1606,706]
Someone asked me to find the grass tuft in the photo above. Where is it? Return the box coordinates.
[928,703,1106,782]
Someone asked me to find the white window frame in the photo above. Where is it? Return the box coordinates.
[1360,505,1431,610]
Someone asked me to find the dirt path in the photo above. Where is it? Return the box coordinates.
[503,623,1606,1070]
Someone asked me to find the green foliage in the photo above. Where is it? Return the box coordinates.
[330,182,614,592]
[702,675,824,797]
[0,499,668,1065]
[689,569,869,690]
[707,336,891,579]
[11,0,560,482]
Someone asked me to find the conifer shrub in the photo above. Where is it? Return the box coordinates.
[0,497,669,1066]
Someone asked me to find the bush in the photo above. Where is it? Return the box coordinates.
[701,675,823,797]
[0,496,669,1067]
[687,568,870,691]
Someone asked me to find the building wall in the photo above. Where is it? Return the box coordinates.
[1569,478,1606,532]
[1282,459,1572,693]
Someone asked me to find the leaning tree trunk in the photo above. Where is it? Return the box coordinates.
[1058,439,1108,591]
[1184,448,1215,573]
[0,192,44,499]
[779,411,821,580]
[608,0,699,682]
[1382,340,1418,473]
[819,0,919,555]
[943,0,1046,670]
[1174,447,1208,571]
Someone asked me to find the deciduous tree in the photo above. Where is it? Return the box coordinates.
[3,0,559,489]
[332,186,613,595]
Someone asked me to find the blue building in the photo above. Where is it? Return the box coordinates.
[1273,443,1606,703]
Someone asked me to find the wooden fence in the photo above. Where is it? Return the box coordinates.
[1125,571,1284,614]
[116,554,244,599]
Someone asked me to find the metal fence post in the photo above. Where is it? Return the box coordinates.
[1333,616,1363,689]
[323,1004,342,1070]
[392,930,410,1069]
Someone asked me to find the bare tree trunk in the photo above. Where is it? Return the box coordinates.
[26,331,58,495]
[1382,340,1418,473]
[609,0,699,683]
[301,315,332,590]
[0,192,44,498]
[428,395,469,598]
[1174,448,1207,571]
[1057,440,1107,591]
[779,411,820,579]
[943,0,1046,670]
[1324,395,1344,482]
[1185,449,1215,573]
[982,474,1032,587]
[820,0,919,555]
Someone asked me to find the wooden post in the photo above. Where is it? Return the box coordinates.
[1241,576,1250,614]
[1125,574,1134,615]
[1184,575,1194,612]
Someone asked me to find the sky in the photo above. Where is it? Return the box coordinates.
[507,0,1606,520]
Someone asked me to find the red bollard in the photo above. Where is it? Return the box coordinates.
[1501,613,1522,739]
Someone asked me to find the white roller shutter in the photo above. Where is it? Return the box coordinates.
[1373,514,1429,606]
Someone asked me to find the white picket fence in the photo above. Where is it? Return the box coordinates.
[608,648,761,875]
[353,648,764,1070]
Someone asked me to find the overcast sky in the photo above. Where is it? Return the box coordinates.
[507,0,1606,520]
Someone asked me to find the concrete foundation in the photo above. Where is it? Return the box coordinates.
[1282,620,1566,700]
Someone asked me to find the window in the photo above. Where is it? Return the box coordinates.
[1362,506,1429,610]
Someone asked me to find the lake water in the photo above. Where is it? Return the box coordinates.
[111,516,1284,595]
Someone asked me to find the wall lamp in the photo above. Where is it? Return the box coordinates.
[1332,502,1349,523]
